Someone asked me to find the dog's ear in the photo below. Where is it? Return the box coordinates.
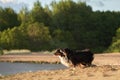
[59,49,63,53]
[56,48,62,53]
[59,49,67,56]
[64,48,71,54]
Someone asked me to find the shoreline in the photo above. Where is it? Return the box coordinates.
[0,53,120,65]
[0,54,60,64]
[0,65,120,80]
[0,53,120,80]
[0,60,60,64]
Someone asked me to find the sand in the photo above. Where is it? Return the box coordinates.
[0,53,120,80]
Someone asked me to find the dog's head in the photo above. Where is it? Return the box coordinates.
[54,48,73,67]
[54,48,66,57]
[54,48,72,57]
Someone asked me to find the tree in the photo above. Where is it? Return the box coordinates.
[51,0,93,49]
[1,0,120,52]
[29,0,51,26]
[0,27,29,49]
[18,7,30,24]
[0,7,20,31]
[0,22,52,50]
[107,28,120,52]
[26,22,52,50]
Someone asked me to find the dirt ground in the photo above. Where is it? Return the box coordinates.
[0,53,120,80]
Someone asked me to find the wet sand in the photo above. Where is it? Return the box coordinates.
[0,54,60,63]
[0,53,120,80]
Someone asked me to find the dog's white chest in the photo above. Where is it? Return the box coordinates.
[58,56,70,67]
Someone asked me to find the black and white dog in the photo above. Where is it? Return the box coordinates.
[54,48,94,67]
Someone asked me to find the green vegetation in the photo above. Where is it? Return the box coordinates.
[0,47,3,55]
[107,28,120,52]
[0,0,120,53]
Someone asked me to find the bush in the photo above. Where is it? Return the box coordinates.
[106,27,120,52]
[0,47,4,55]
[107,40,120,52]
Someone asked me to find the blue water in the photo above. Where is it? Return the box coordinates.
[0,62,67,75]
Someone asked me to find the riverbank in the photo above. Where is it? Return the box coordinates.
[0,65,120,80]
[0,53,120,80]
[0,54,60,64]
[0,53,120,65]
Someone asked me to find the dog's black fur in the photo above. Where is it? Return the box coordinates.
[54,48,94,67]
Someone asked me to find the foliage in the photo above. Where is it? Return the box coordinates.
[0,22,52,51]
[0,27,28,49]
[0,0,120,52]
[107,28,120,52]
[0,7,20,31]
[26,22,52,50]
[0,47,4,55]
[18,7,30,24]
[29,0,51,26]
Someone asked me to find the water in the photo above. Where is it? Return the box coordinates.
[0,62,67,75]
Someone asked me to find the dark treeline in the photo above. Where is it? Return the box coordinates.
[0,0,120,52]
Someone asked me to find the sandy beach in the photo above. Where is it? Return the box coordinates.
[0,53,120,80]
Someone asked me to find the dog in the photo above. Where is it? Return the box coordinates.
[54,48,94,67]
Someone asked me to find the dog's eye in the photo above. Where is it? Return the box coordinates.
[61,54,65,57]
